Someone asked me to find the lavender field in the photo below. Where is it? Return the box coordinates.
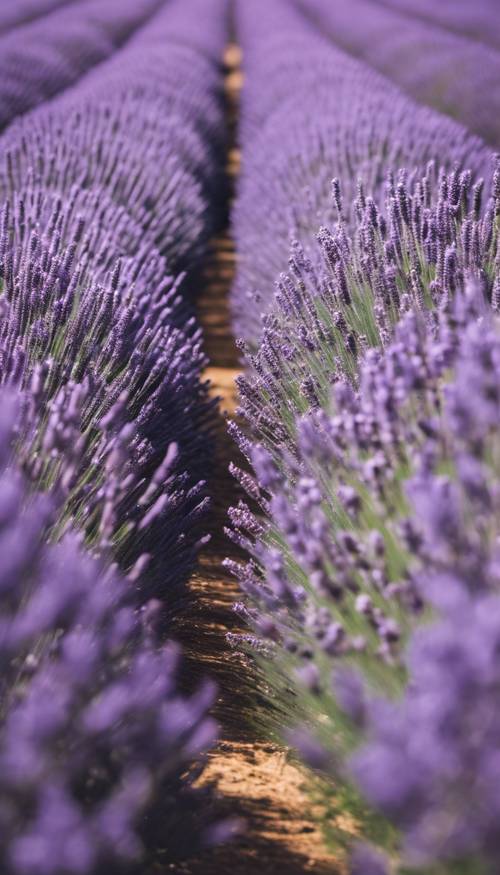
[0,0,499,873]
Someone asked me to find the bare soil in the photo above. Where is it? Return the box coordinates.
[172,44,342,875]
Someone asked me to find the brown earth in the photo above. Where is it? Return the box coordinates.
[173,44,343,875]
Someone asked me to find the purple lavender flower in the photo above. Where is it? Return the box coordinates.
[0,0,229,599]
[350,843,390,875]
[0,2,231,871]
[0,0,226,271]
[234,156,499,464]
[230,290,500,665]
[230,1,500,871]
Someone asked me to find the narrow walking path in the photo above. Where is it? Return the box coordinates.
[174,43,342,875]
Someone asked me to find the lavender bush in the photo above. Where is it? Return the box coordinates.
[300,0,500,147]
[0,0,163,132]
[0,393,221,874]
[306,301,500,875]
[232,0,489,343]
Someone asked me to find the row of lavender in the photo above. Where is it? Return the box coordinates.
[0,0,163,132]
[0,1,232,872]
[229,1,500,872]
[231,0,488,342]
[375,0,500,52]
[0,0,76,35]
[299,0,500,147]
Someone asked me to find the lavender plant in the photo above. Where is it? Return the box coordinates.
[232,0,489,343]
[230,1,500,870]
[300,0,500,147]
[351,583,500,873]
[0,1,232,867]
[305,304,500,874]
[0,0,163,132]
[230,281,496,681]
[0,393,222,874]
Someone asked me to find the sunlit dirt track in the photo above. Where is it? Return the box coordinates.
[171,43,343,875]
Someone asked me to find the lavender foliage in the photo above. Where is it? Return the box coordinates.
[230,0,500,870]
[232,0,489,343]
[0,0,231,868]
[0,396,220,874]
[352,587,500,871]
[230,287,499,674]
[301,0,500,147]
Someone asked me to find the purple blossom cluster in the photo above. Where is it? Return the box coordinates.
[0,0,231,869]
[301,0,500,146]
[232,0,489,343]
[0,0,163,132]
[375,0,500,52]
[0,394,221,874]
[352,586,500,872]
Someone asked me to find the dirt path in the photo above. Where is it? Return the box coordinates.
[174,44,342,875]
